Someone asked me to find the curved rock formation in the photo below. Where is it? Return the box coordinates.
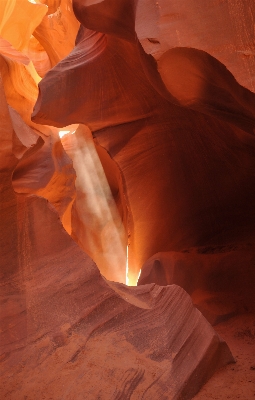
[32,0,255,286]
[12,126,76,233]
[0,0,47,52]
[158,47,255,134]
[139,0,255,92]
[0,198,233,399]
[138,246,255,325]
[1,1,255,398]
[0,75,234,399]
[34,0,80,69]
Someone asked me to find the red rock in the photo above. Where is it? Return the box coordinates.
[1,1,255,398]
[32,0,255,285]
[144,0,255,92]
[0,75,234,398]
[157,47,255,134]
[0,202,233,398]
[13,129,76,232]
[0,74,20,278]
[138,246,255,325]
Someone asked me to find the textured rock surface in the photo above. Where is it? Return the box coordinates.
[138,246,255,325]
[0,210,233,399]
[1,1,255,399]
[0,0,47,52]
[34,0,80,69]
[157,47,255,134]
[138,0,255,92]
[0,78,233,398]
[193,313,255,400]
[13,128,76,233]
[32,0,255,285]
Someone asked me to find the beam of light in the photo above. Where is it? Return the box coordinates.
[136,269,141,285]
[28,0,41,4]
[126,245,129,286]
[59,124,78,138]
[59,124,127,284]
[59,130,72,138]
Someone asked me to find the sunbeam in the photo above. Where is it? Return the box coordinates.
[59,124,127,284]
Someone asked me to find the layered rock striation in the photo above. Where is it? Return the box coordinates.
[32,0,255,285]
[0,75,233,399]
[1,0,255,399]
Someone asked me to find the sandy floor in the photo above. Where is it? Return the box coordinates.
[193,313,255,399]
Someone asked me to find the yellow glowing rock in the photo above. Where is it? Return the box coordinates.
[41,0,61,15]
[0,0,47,52]
[0,0,79,128]
[0,36,30,64]
[34,0,80,67]
[0,0,48,129]
[0,54,39,126]
[23,35,51,77]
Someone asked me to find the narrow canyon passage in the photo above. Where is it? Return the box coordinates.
[1,1,255,399]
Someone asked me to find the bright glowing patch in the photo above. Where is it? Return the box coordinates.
[59,124,127,284]
[59,130,72,138]
[59,124,79,138]
[126,245,129,285]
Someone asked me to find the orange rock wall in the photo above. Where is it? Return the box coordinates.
[1,1,255,398]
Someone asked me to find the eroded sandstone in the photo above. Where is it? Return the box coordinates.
[1,1,255,399]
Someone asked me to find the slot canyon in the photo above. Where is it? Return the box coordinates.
[0,0,255,399]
